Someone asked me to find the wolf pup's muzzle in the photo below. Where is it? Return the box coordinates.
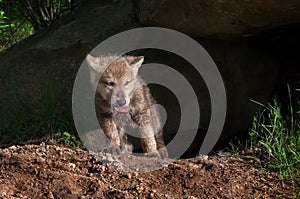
[114,98,129,114]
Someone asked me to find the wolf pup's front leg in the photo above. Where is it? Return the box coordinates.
[118,127,133,153]
[99,115,121,154]
[155,130,169,158]
[133,110,160,157]
[140,125,160,157]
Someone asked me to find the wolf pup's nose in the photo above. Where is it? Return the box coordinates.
[117,98,126,106]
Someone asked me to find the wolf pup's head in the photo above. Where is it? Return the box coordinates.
[86,54,144,114]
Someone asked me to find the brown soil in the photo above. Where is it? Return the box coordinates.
[0,143,297,199]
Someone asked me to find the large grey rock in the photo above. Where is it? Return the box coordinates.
[0,0,278,155]
[136,0,300,39]
[0,0,139,107]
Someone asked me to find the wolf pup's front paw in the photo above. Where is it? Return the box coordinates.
[158,147,169,158]
[121,143,133,154]
[144,151,161,158]
[102,145,121,155]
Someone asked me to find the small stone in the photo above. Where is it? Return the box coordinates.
[47,191,54,199]
[198,154,208,160]
[68,163,76,169]
[126,173,132,179]
[186,196,197,199]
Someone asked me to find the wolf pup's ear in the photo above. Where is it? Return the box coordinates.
[86,54,100,72]
[128,56,144,76]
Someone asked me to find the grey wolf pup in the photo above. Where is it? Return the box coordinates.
[86,54,168,158]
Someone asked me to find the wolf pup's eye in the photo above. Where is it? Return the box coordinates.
[105,81,115,86]
[124,81,131,86]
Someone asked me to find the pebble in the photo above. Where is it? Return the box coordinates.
[68,163,76,169]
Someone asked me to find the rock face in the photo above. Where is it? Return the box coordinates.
[0,0,139,113]
[0,0,280,155]
[136,0,300,39]
[137,41,277,156]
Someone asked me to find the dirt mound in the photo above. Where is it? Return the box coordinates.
[0,144,296,198]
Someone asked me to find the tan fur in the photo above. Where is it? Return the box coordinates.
[86,54,168,158]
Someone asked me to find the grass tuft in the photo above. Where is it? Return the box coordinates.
[250,98,300,181]
[51,131,82,149]
[229,85,299,193]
